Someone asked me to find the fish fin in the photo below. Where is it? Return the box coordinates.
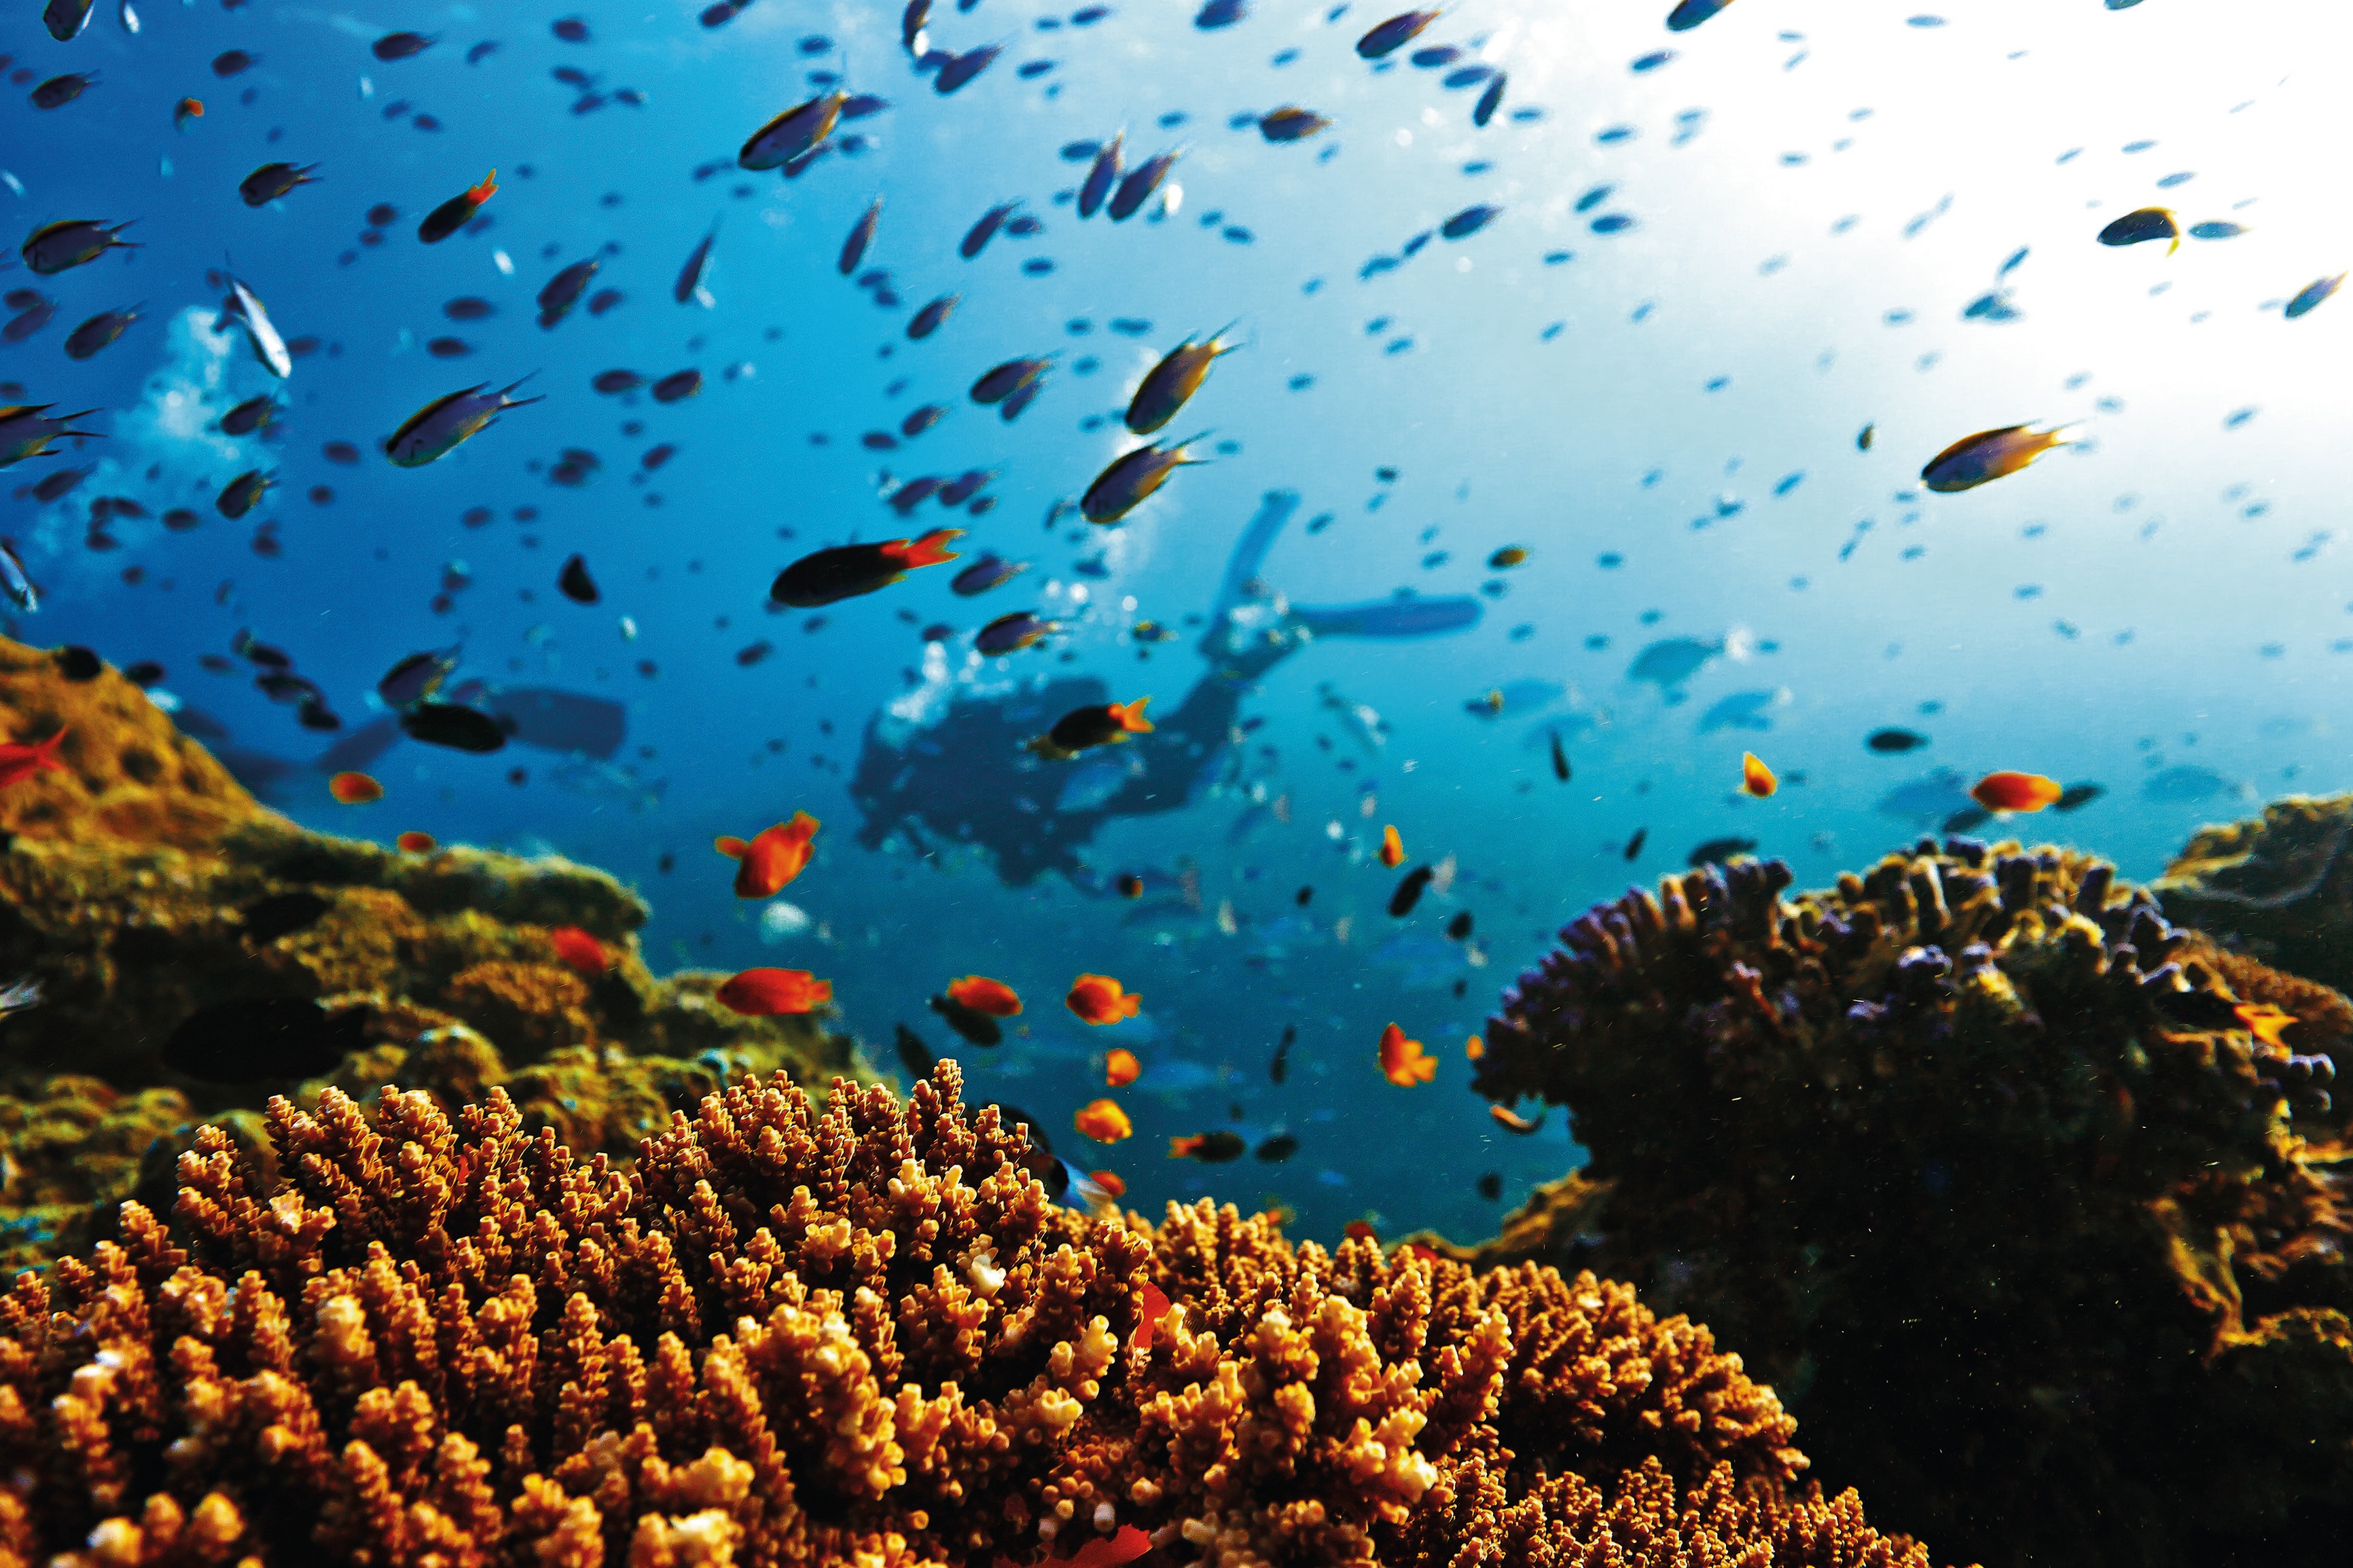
[889,527,964,567]
[496,371,547,407]
[469,169,498,202]
[715,835,747,858]
[1115,697,1153,733]
[784,809,820,840]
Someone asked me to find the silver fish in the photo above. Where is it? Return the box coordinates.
[225,274,293,378]
[0,974,39,1019]
[0,539,35,612]
[384,376,543,467]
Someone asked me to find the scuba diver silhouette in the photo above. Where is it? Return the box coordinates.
[849,490,1482,886]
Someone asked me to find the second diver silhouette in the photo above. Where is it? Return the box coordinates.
[849,490,1482,886]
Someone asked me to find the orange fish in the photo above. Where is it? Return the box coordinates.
[2235,1004,2297,1049]
[1075,1097,1133,1143]
[0,728,67,790]
[1132,1281,1170,1351]
[715,966,832,1016]
[174,97,204,130]
[947,974,1022,1017]
[1740,752,1776,799]
[396,830,437,853]
[1064,1526,1153,1568]
[1969,770,2063,813]
[1168,1134,1204,1159]
[1378,823,1405,869]
[1378,1022,1436,1087]
[1115,873,1145,898]
[329,770,383,804]
[1465,1034,1484,1060]
[1490,1103,1544,1135]
[1067,972,1141,1025]
[547,926,607,976]
[1104,1048,1140,1087]
[1089,1169,1126,1198]
[722,811,819,897]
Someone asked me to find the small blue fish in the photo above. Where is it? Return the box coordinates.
[961,200,1020,258]
[840,199,882,276]
[2096,206,2179,253]
[378,646,461,708]
[1441,204,1501,240]
[1109,151,1183,221]
[1473,73,1506,127]
[2286,272,2345,321]
[22,218,138,276]
[216,469,275,520]
[935,45,1002,94]
[2188,220,2248,240]
[971,356,1051,404]
[1079,133,1124,218]
[1665,0,1736,30]
[0,404,102,468]
[1589,213,1635,235]
[1196,0,1248,27]
[738,90,844,169]
[384,376,545,467]
[1357,10,1441,60]
[951,553,1028,596]
[976,610,1058,654]
[1082,433,1213,524]
[1259,107,1331,143]
[908,293,959,340]
[675,223,719,305]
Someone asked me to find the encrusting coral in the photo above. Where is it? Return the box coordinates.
[2159,792,2353,1015]
[0,1060,1950,1568]
[0,637,867,1271]
[1470,839,2353,1568]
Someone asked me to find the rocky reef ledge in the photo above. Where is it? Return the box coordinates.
[0,636,865,1275]
[1459,835,2353,1568]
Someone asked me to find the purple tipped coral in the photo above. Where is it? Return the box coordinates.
[1473,837,2353,1568]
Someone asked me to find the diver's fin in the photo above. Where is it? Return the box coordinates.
[1289,595,1482,640]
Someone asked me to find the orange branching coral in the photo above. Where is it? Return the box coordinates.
[0,1062,1942,1568]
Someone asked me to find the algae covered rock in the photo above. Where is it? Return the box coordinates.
[0,636,872,1269]
[0,636,262,847]
[1471,839,2353,1568]
[2158,792,2353,995]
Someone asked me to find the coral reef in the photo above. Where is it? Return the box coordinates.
[1473,840,2353,1568]
[0,638,262,849]
[2159,792,2353,1010]
[0,1060,1945,1568]
[0,638,867,1270]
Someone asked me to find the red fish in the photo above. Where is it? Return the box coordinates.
[947,974,1022,1016]
[547,926,607,976]
[1740,751,1776,798]
[1066,972,1140,1025]
[1969,770,2063,813]
[715,967,832,1015]
[1133,1281,1170,1351]
[721,811,819,897]
[0,727,68,788]
[1378,823,1405,868]
[396,830,437,853]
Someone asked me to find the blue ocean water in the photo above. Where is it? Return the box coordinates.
[3,0,2348,1245]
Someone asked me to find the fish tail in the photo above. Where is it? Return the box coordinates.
[497,371,547,406]
[34,726,67,768]
[469,169,499,203]
[895,527,964,567]
[1167,427,1217,460]
[1115,697,1153,733]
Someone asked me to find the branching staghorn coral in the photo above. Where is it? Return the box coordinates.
[0,1061,1944,1568]
[1473,839,2353,1568]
